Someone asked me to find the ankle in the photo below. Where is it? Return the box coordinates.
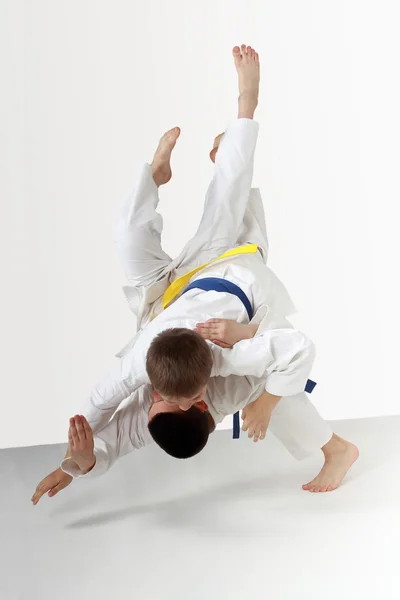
[322,434,348,458]
[151,164,164,187]
[238,92,258,119]
[239,91,258,101]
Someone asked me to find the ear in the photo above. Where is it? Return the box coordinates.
[152,390,163,402]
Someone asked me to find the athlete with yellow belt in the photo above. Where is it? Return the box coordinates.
[31,45,359,505]
[82,44,314,440]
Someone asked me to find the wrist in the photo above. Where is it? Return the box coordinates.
[257,391,281,409]
[82,457,96,474]
[72,453,96,474]
[247,324,259,338]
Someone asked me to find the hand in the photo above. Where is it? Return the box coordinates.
[195,319,257,348]
[68,415,96,474]
[31,468,73,505]
[241,391,280,443]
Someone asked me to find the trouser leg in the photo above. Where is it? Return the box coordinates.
[114,163,173,288]
[269,392,333,460]
[173,118,260,272]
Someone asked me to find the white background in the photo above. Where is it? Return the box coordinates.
[2,0,400,449]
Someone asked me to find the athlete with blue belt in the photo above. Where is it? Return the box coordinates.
[31,45,359,505]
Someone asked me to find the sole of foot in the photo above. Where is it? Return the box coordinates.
[151,126,181,186]
[233,44,260,102]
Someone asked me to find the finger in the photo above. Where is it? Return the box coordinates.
[252,427,261,443]
[211,340,232,349]
[74,415,86,441]
[254,426,267,443]
[195,326,220,337]
[216,339,232,348]
[81,416,93,441]
[195,331,211,342]
[48,479,69,498]
[242,420,249,431]
[194,329,211,339]
[196,319,222,327]
[69,417,78,445]
[31,480,51,505]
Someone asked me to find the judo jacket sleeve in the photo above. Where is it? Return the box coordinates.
[80,347,149,435]
[61,390,153,479]
[211,328,316,398]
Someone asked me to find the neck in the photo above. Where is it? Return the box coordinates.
[207,412,216,433]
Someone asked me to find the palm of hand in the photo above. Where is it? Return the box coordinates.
[241,398,272,442]
[68,415,95,472]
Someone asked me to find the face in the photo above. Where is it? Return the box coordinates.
[148,386,209,422]
[209,132,225,163]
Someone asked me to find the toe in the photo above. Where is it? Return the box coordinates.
[165,127,180,141]
[303,480,315,490]
[233,46,242,66]
[241,44,247,56]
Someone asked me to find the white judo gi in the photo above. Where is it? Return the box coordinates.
[81,117,332,455]
[62,378,332,479]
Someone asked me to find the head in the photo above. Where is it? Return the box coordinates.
[146,328,215,458]
[209,132,225,163]
[147,380,215,459]
[147,403,214,459]
[146,328,213,410]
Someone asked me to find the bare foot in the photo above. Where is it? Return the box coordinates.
[233,45,260,116]
[302,434,359,493]
[151,127,181,187]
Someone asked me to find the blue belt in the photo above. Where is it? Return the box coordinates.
[183,277,253,321]
[181,276,317,438]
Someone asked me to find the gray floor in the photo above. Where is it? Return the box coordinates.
[1,416,400,600]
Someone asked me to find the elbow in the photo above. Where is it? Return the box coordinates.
[305,336,316,362]
[300,335,316,370]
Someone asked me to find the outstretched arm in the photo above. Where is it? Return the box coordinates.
[197,317,315,399]
[62,390,153,480]
[195,319,283,441]
[31,388,153,505]
[81,347,148,435]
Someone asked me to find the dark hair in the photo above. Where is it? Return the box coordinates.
[146,328,213,397]
[148,407,210,459]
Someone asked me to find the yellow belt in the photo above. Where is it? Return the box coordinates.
[162,243,259,309]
